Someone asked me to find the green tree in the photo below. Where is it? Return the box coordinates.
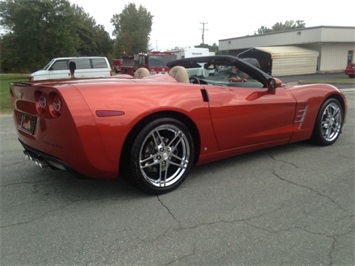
[1,0,78,72]
[195,43,219,53]
[0,0,113,73]
[111,3,153,56]
[256,20,306,35]
[72,5,112,57]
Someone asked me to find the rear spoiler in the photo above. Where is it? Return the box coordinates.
[10,82,34,87]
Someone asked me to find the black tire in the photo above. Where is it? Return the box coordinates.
[311,98,343,146]
[349,74,355,78]
[127,118,194,194]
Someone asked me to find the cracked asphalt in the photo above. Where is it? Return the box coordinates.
[1,91,354,265]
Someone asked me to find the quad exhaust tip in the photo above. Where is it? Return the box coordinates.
[24,151,48,168]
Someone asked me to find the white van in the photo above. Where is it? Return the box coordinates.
[30,56,112,81]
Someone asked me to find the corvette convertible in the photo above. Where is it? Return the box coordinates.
[10,55,347,194]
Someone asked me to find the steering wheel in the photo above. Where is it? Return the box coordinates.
[189,76,200,84]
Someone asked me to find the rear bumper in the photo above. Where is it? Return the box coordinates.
[19,139,118,179]
[21,139,68,170]
[19,140,92,179]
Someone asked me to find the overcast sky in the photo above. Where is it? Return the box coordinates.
[69,0,355,51]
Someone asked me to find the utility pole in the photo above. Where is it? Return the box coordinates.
[200,22,208,44]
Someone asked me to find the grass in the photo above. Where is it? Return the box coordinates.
[0,73,29,114]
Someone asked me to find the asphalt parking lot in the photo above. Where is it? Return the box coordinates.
[0,90,354,265]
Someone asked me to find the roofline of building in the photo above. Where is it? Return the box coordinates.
[219,25,355,42]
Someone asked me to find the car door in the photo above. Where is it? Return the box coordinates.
[207,85,296,150]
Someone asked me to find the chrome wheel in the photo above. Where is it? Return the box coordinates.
[312,98,343,146]
[320,102,342,142]
[128,118,194,193]
[139,124,190,188]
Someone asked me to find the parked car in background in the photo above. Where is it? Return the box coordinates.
[344,63,355,78]
[30,57,112,81]
[11,55,347,194]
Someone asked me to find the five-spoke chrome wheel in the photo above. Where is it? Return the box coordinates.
[320,101,342,142]
[312,98,343,145]
[139,124,190,187]
[128,118,194,194]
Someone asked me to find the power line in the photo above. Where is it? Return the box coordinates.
[200,22,208,44]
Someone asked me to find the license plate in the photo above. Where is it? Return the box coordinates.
[19,113,37,135]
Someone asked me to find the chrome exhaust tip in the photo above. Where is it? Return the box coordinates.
[36,158,48,168]
[23,150,48,168]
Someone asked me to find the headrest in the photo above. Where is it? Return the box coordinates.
[169,66,189,83]
[134,67,150,78]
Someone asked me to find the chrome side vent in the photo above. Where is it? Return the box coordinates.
[294,104,308,128]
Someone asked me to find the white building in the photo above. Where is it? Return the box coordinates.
[219,26,355,76]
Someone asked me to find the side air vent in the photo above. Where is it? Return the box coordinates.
[294,104,308,128]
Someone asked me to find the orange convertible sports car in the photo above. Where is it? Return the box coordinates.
[10,55,347,194]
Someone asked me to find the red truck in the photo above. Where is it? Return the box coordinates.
[112,59,123,73]
[120,51,177,76]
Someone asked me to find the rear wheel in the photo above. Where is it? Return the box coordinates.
[128,118,194,194]
[311,98,343,145]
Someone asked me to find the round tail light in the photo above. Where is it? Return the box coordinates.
[35,91,47,114]
[49,93,62,117]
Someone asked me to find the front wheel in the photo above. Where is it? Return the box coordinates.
[311,98,343,146]
[128,118,194,194]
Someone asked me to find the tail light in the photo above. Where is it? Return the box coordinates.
[35,91,47,114]
[35,91,62,117]
[49,93,62,117]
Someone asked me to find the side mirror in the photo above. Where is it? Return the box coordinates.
[267,78,282,94]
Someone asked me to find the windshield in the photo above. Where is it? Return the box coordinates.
[186,61,263,88]
[149,55,176,68]
[42,59,55,70]
[167,55,273,88]
[122,58,136,67]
